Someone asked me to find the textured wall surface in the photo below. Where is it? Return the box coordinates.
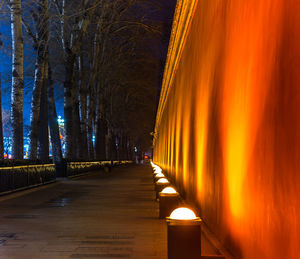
[153,0,300,258]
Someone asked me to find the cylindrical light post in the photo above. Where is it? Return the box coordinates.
[167,208,202,259]
[155,178,170,199]
[159,187,180,219]
[152,170,161,180]
[153,172,165,183]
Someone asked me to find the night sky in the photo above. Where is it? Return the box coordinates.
[0,0,176,137]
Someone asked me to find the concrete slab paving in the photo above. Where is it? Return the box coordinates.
[0,164,220,259]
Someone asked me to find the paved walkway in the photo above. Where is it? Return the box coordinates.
[0,165,219,259]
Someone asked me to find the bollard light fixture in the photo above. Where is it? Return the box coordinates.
[155,172,165,178]
[157,178,169,184]
[153,169,162,181]
[153,169,162,174]
[153,167,162,173]
[169,207,197,220]
[155,176,170,199]
[159,187,180,219]
[167,207,202,259]
[161,187,177,194]
[153,172,165,184]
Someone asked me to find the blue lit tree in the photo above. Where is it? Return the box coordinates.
[10,0,24,159]
[0,0,174,162]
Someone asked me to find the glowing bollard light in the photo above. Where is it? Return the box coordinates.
[153,167,162,173]
[167,208,202,259]
[155,172,164,178]
[159,187,180,219]
[153,168,162,175]
[153,169,162,177]
[155,178,170,199]
[153,169,162,180]
[154,172,165,183]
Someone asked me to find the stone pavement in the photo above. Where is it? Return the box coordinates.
[0,164,220,259]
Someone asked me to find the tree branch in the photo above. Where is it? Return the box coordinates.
[22,18,38,47]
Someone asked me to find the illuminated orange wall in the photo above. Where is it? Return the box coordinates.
[153,0,300,258]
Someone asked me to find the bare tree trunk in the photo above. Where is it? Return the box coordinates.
[116,134,120,161]
[37,60,49,162]
[73,70,82,159]
[60,0,73,160]
[94,88,101,159]
[119,133,127,161]
[0,73,3,159]
[64,54,75,159]
[124,135,129,160]
[10,0,24,159]
[78,55,88,159]
[48,62,62,164]
[110,132,117,161]
[28,58,44,159]
[119,136,122,161]
[128,140,134,161]
[60,0,94,160]
[105,130,110,159]
[94,87,106,160]
[28,0,48,159]
[100,117,107,159]
[87,83,95,159]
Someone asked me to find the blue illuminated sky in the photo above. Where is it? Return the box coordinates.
[0,14,64,134]
[0,0,175,137]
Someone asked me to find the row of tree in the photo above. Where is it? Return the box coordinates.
[0,0,174,163]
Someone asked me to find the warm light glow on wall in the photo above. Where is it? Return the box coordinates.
[153,0,300,258]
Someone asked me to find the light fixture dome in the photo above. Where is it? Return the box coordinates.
[169,207,197,220]
[161,187,177,194]
[155,173,165,178]
[157,178,169,184]
[153,168,162,174]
